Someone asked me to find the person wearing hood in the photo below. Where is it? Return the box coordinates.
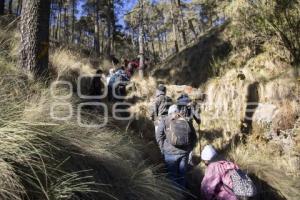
[150,84,173,132]
[201,145,239,200]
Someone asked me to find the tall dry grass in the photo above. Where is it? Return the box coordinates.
[0,17,183,199]
[0,68,183,200]
[229,142,300,200]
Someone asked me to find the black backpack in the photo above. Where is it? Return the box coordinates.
[166,114,191,148]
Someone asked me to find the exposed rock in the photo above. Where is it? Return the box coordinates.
[253,103,278,124]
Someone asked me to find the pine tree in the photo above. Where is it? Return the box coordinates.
[8,0,13,14]
[0,0,5,15]
[138,0,145,77]
[20,0,51,78]
[170,0,179,53]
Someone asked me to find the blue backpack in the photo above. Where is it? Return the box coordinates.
[109,70,129,88]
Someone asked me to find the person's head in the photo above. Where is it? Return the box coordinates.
[168,104,179,116]
[123,58,129,67]
[117,66,125,71]
[201,145,217,166]
[110,55,120,67]
[158,84,166,93]
[109,68,115,75]
[177,93,191,106]
[96,69,103,74]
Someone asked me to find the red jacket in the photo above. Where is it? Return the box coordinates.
[126,61,140,77]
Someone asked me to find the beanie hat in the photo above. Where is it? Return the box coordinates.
[168,104,179,115]
[201,145,217,161]
[177,93,191,105]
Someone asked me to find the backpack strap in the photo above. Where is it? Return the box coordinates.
[222,169,235,195]
[219,162,236,195]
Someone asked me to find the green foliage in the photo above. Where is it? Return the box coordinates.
[232,0,300,67]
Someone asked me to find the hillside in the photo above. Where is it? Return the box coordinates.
[130,18,300,200]
[1,0,300,199]
[152,23,232,87]
[0,17,182,200]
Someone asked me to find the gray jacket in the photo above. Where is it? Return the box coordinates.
[150,90,172,121]
[155,115,196,155]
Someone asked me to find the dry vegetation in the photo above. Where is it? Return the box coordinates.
[0,17,183,200]
[127,5,300,198]
[1,2,300,197]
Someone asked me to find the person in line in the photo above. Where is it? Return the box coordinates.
[201,145,238,200]
[150,84,173,133]
[156,107,197,188]
[177,93,201,125]
[201,145,256,200]
[106,68,115,85]
[108,67,130,102]
[127,58,145,78]
[121,58,129,69]
[110,55,120,68]
[90,69,105,98]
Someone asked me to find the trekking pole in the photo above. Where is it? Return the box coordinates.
[198,123,202,157]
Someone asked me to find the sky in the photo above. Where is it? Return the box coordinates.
[118,0,138,27]
[77,0,138,28]
[76,0,192,29]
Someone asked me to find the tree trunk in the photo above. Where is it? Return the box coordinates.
[63,5,69,42]
[138,0,145,78]
[110,0,115,54]
[78,29,82,44]
[170,0,179,53]
[176,0,187,46]
[106,19,112,56]
[164,32,168,56]
[71,0,75,43]
[0,0,4,15]
[17,0,22,15]
[105,0,114,56]
[8,0,13,14]
[54,11,59,40]
[101,22,105,54]
[94,0,100,57]
[50,2,55,39]
[188,19,198,40]
[131,27,136,49]
[20,0,51,78]
[157,33,163,59]
[151,39,156,63]
[57,1,62,41]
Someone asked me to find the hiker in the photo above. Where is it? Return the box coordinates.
[122,58,129,69]
[156,107,197,188]
[108,67,130,102]
[90,69,105,98]
[126,60,139,78]
[123,59,134,78]
[106,68,115,85]
[150,84,173,132]
[110,55,120,68]
[201,145,257,200]
[177,93,201,125]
